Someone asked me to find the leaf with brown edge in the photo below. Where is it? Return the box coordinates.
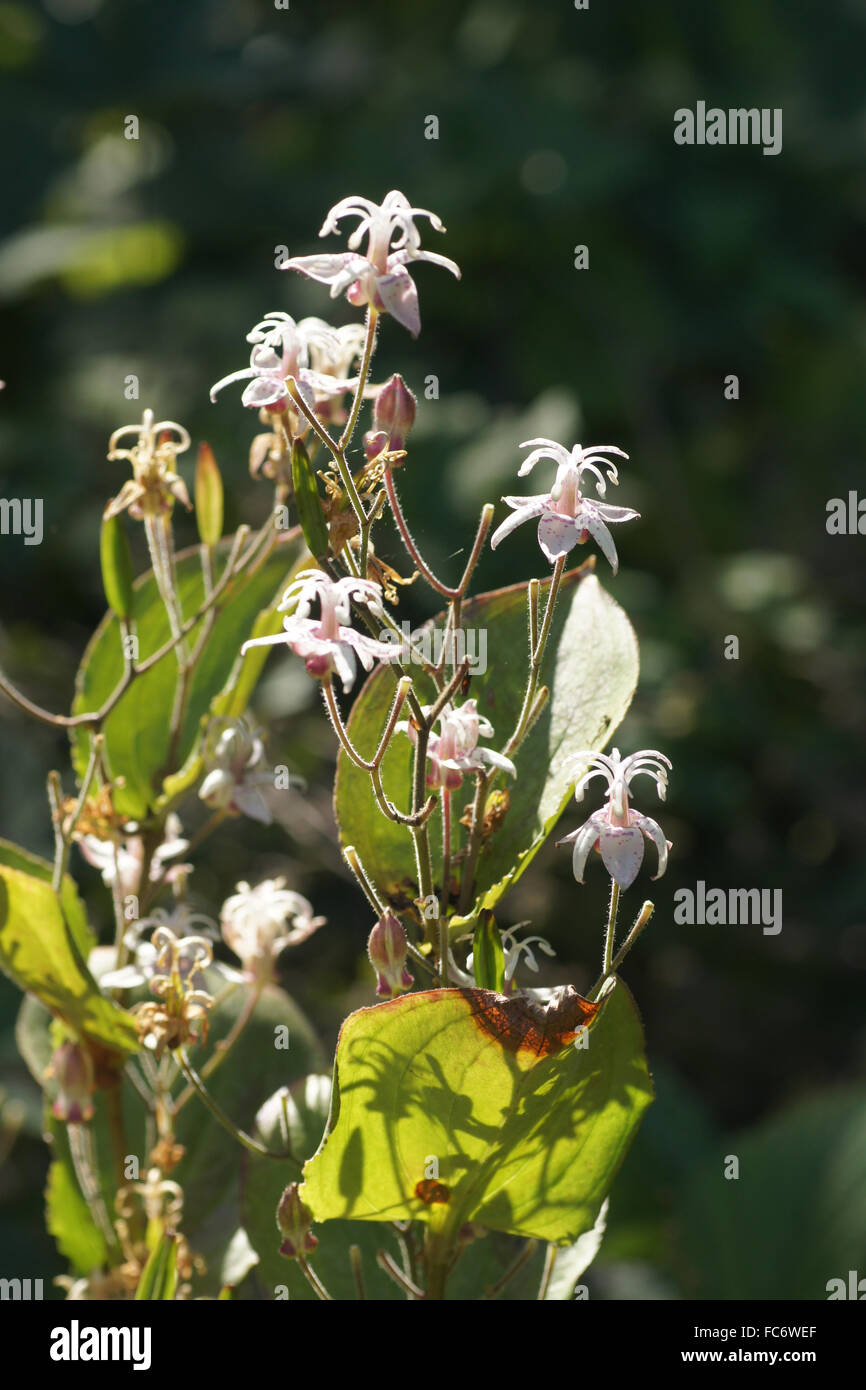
[301,978,652,1246]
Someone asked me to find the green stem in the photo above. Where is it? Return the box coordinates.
[176,1049,300,1164]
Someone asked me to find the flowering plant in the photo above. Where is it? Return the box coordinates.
[0,191,673,1301]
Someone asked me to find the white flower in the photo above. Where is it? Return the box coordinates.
[283,190,461,337]
[209,312,357,415]
[398,698,516,790]
[79,813,190,900]
[557,748,672,890]
[449,923,556,993]
[198,715,291,825]
[240,569,394,692]
[490,438,639,571]
[221,878,324,985]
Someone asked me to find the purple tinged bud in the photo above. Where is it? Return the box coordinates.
[276,1182,318,1259]
[367,910,414,998]
[363,429,390,461]
[48,1041,95,1125]
[373,374,416,452]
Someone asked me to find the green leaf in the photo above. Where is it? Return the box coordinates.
[71,534,301,820]
[46,1154,109,1274]
[302,978,652,1245]
[135,1231,178,1301]
[0,837,93,961]
[0,859,137,1055]
[291,437,329,560]
[241,1074,407,1300]
[335,562,638,920]
[678,1085,866,1299]
[100,512,135,620]
[472,911,505,992]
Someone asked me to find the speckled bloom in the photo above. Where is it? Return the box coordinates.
[491,438,639,571]
[282,191,460,337]
[557,747,672,889]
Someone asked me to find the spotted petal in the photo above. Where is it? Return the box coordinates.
[597,825,645,889]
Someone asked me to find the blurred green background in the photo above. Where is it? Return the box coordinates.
[1,0,865,1298]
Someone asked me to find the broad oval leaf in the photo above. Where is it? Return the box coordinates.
[0,856,137,1056]
[301,978,652,1245]
[335,561,638,921]
[71,532,301,820]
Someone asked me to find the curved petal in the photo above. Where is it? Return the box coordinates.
[209,367,256,402]
[375,266,421,336]
[476,747,518,779]
[594,502,641,523]
[579,509,620,573]
[282,253,362,288]
[598,825,645,889]
[490,498,546,549]
[630,811,671,879]
[537,513,581,562]
[557,811,606,884]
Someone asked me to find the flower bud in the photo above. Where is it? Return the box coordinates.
[48,1041,95,1125]
[276,1183,318,1259]
[373,374,416,452]
[367,910,414,998]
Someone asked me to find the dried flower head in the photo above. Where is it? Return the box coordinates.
[105,409,191,521]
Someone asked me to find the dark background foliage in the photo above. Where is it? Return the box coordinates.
[0,0,864,1298]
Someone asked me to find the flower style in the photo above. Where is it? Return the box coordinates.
[198,715,287,825]
[490,438,639,571]
[557,748,672,890]
[105,409,191,520]
[398,698,517,790]
[79,812,190,901]
[131,924,215,1058]
[209,312,356,417]
[240,569,394,692]
[220,878,324,985]
[282,190,461,337]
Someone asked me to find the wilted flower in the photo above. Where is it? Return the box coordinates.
[490,438,639,571]
[131,924,215,1058]
[105,409,191,521]
[220,878,324,986]
[198,716,289,825]
[276,1183,318,1259]
[79,813,190,901]
[46,1041,95,1124]
[367,911,414,997]
[99,905,219,991]
[210,313,355,418]
[557,748,672,890]
[240,569,394,692]
[398,699,516,790]
[283,190,461,337]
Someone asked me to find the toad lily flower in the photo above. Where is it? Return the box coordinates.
[240,569,394,693]
[209,312,356,416]
[282,190,461,337]
[557,748,672,890]
[198,715,293,825]
[221,878,325,986]
[490,438,639,571]
[105,409,191,520]
[452,924,557,995]
[398,699,517,790]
